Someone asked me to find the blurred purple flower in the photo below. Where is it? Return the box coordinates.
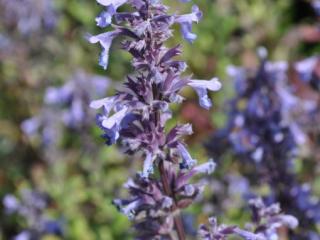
[199,198,298,240]
[312,0,320,16]
[175,5,203,43]
[206,56,320,238]
[3,190,63,239]
[295,56,320,91]
[21,70,111,156]
[44,70,110,129]
[0,0,57,35]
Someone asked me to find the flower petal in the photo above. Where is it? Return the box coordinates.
[175,5,202,43]
[194,87,212,109]
[90,96,116,116]
[95,8,114,28]
[193,159,216,174]
[187,78,221,109]
[180,22,197,43]
[188,78,222,91]
[102,107,127,129]
[175,5,202,24]
[141,152,154,178]
[88,31,120,69]
[96,0,126,8]
[177,143,197,169]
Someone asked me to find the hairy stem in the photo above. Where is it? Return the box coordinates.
[159,160,186,240]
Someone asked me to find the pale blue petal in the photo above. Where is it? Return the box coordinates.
[177,143,197,169]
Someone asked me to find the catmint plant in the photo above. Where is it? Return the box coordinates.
[295,56,320,93]
[89,0,221,238]
[0,0,56,35]
[21,71,110,161]
[199,198,298,240]
[22,71,110,137]
[312,0,320,17]
[294,56,320,121]
[206,53,319,239]
[294,56,320,161]
[44,70,110,129]
[2,189,63,240]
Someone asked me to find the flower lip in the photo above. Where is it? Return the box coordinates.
[95,9,114,28]
[175,5,202,24]
[101,107,127,129]
[188,77,222,91]
[90,96,117,116]
[187,78,222,109]
[193,159,216,175]
[177,143,197,169]
[88,30,121,70]
[140,152,154,178]
[96,0,127,8]
[175,5,203,43]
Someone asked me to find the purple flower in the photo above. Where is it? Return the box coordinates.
[0,0,57,35]
[22,71,110,153]
[96,0,127,8]
[312,0,320,16]
[206,58,317,238]
[113,176,172,219]
[3,194,19,213]
[198,217,262,240]
[3,190,63,239]
[21,109,61,147]
[15,231,31,240]
[95,0,130,28]
[89,0,221,238]
[95,106,128,145]
[96,9,114,28]
[177,143,197,169]
[88,30,122,69]
[193,160,216,174]
[45,70,110,129]
[141,152,154,178]
[175,5,203,43]
[295,56,320,92]
[188,77,222,109]
[44,85,72,105]
[248,198,298,238]
[100,107,128,129]
[199,198,298,240]
[90,96,117,115]
[21,117,42,136]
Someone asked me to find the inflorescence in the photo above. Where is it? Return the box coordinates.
[89,0,221,239]
[22,70,110,148]
[3,190,63,239]
[206,52,319,238]
[89,1,298,239]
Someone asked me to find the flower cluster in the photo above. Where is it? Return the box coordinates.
[312,0,320,16]
[22,108,62,148]
[206,55,320,238]
[89,0,221,238]
[44,70,110,129]
[294,56,320,156]
[22,70,110,149]
[3,189,63,240]
[199,198,298,240]
[0,0,56,35]
[21,70,111,162]
[295,56,320,92]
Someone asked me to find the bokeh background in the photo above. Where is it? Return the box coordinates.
[0,0,319,239]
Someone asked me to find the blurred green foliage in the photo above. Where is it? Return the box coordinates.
[0,0,319,239]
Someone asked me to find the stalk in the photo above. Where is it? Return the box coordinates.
[89,0,220,238]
